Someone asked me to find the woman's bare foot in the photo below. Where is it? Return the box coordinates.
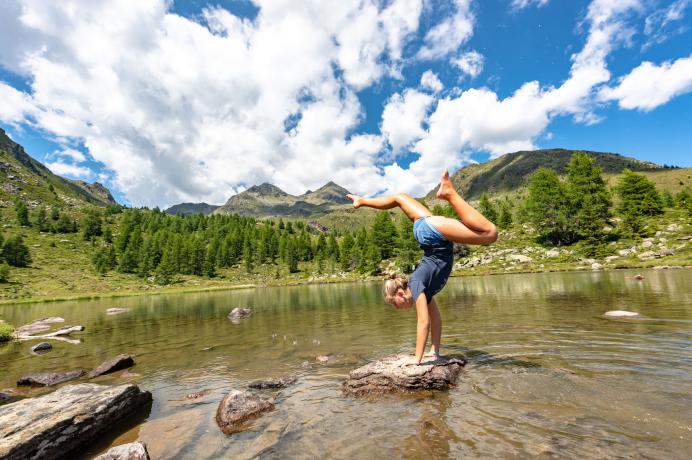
[436,170,456,200]
[346,194,363,208]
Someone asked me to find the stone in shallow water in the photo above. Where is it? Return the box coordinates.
[342,354,466,396]
[216,390,274,434]
[30,342,52,353]
[106,308,130,316]
[248,376,297,390]
[94,441,150,460]
[0,383,152,460]
[88,354,135,378]
[604,310,640,318]
[228,308,252,322]
[17,370,86,387]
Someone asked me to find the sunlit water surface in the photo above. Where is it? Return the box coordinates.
[1,269,691,459]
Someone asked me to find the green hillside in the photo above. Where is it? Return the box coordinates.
[0,128,116,222]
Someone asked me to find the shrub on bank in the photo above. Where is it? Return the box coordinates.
[0,322,15,342]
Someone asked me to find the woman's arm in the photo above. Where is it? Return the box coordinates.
[414,293,430,364]
[428,298,441,355]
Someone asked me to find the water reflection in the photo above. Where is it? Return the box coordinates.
[0,269,690,459]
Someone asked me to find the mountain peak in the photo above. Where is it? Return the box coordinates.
[245,183,288,197]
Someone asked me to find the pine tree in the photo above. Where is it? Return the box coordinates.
[243,238,254,273]
[339,232,355,271]
[15,201,29,227]
[566,152,611,244]
[524,167,574,245]
[616,169,663,235]
[2,235,32,267]
[371,211,398,259]
[286,238,299,273]
[50,206,60,221]
[33,206,49,232]
[55,214,74,233]
[204,244,217,278]
[479,193,498,223]
[498,199,513,230]
[661,190,675,208]
[82,209,103,240]
[395,216,420,273]
[675,188,691,215]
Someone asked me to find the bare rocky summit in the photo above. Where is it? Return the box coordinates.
[342,354,466,396]
[0,383,152,460]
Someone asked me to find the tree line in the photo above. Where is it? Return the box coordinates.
[2,151,689,284]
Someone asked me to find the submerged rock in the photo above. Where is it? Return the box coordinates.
[30,342,52,353]
[228,308,252,322]
[0,383,152,459]
[17,370,86,387]
[248,376,297,390]
[342,354,466,396]
[94,441,150,460]
[0,392,11,401]
[604,310,640,318]
[88,354,135,378]
[106,308,130,316]
[216,390,274,434]
[316,355,330,362]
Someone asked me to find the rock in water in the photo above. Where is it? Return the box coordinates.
[228,308,252,322]
[89,354,135,378]
[106,308,130,316]
[248,376,297,390]
[17,370,86,387]
[94,441,150,460]
[604,310,640,318]
[30,342,52,353]
[216,390,274,434]
[342,354,466,396]
[0,383,152,460]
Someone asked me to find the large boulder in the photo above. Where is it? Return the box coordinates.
[94,441,150,460]
[88,354,135,378]
[17,370,86,387]
[0,383,152,460]
[342,354,466,396]
[216,390,274,434]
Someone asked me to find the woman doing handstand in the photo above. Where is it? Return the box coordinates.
[347,170,497,365]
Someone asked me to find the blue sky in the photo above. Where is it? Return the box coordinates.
[0,0,690,207]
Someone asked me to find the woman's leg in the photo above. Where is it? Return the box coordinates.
[347,193,431,222]
[429,170,498,245]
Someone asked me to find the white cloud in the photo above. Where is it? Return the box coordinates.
[395,0,644,173]
[46,160,93,179]
[417,0,474,60]
[599,55,692,111]
[0,81,36,124]
[381,89,434,155]
[0,0,428,206]
[452,51,484,78]
[52,147,87,163]
[511,0,550,10]
[420,70,443,92]
[643,0,690,49]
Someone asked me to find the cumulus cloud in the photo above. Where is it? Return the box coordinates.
[452,51,484,78]
[600,54,692,110]
[51,147,87,163]
[0,0,427,206]
[381,89,434,155]
[46,160,94,179]
[399,0,645,174]
[417,0,474,60]
[420,70,443,92]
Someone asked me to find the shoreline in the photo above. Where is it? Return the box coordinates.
[1,264,689,307]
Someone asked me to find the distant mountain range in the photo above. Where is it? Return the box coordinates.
[165,181,352,218]
[0,128,117,210]
[2,126,687,227]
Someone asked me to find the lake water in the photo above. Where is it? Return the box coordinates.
[1,269,691,459]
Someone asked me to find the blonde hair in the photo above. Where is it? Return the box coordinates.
[383,273,408,303]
